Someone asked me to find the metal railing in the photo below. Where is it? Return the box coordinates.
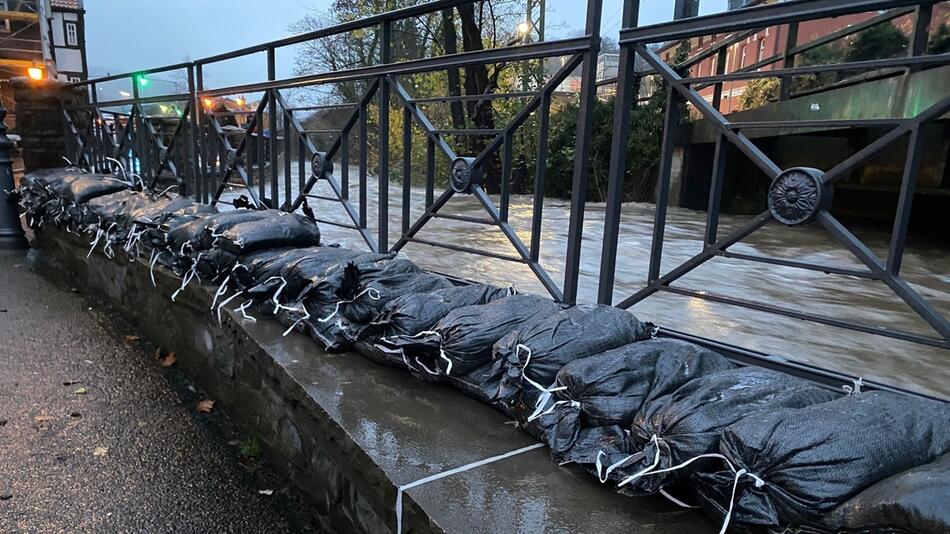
[599,0,950,352]
[60,0,949,393]
[64,0,604,303]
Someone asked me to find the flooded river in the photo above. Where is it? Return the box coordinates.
[224,174,950,399]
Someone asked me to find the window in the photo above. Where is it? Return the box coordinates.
[759,39,767,62]
[65,22,78,46]
[740,45,747,68]
[70,76,81,83]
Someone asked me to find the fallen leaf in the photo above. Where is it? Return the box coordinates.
[34,415,55,423]
[258,489,273,496]
[123,335,139,342]
[73,387,88,395]
[92,446,108,457]
[196,399,215,413]
[159,352,177,367]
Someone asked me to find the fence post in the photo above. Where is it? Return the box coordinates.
[597,0,641,305]
[0,103,28,249]
[378,20,392,252]
[562,0,603,305]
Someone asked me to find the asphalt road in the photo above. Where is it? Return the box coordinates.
[0,250,324,533]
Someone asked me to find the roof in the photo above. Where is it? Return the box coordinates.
[49,0,83,9]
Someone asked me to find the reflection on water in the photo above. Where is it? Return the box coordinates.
[223,169,950,399]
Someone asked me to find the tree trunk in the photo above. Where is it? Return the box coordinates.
[457,4,499,192]
[442,9,466,131]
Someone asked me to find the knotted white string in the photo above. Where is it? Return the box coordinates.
[620,445,764,534]
[318,287,380,323]
[281,303,311,337]
[843,377,864,395]
[516,345,568,414]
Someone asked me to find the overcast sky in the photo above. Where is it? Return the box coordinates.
[84,0,727,92]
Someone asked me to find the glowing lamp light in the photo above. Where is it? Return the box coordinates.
[135,74,149,87]
[203,98,214,109]
[517,21,531,36]
[27,67,44,81]
[235,97,245,107]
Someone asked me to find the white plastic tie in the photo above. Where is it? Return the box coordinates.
[234,300,257,322]
[318,287,381,323]
[843,377,864,396]
[394,443,545,534]
[595,449,646,484]
[282,304,312,337]
[615,434,663,488]
[149,249,162,287]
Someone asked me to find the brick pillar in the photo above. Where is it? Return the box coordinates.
[11,77,86,172]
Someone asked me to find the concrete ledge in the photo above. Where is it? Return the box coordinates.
[31,227,713,533]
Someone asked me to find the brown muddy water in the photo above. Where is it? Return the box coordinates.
[223,175,950,399]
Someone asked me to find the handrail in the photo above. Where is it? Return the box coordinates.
[67,0,478,90]
[619,0,924,44]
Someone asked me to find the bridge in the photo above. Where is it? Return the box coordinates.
[0,0,948,533]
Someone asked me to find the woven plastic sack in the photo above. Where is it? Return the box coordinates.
[358,284,514,341]
[215,212,320,255]
[488,304,655,406]
[537,338,734,463]
[376,295,561,378]
[615,367,838,496]
[338,260,453,325]
[693,391,950,530]
[813,453,950,534]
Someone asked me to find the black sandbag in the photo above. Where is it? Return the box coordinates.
[59,174,130,204]
[183,209,272,251]
[693,391,950,530]
[537,339,734,463]
[359,284,515,341]
[81,190,151,226]
[279,249,392,304]
[377,294,561,378]
[337,260,454,325]
[811,453,950,534]
[617,367,839,496]
[488,304,655,405]
[216,212,321,255]
[231,247,321,295]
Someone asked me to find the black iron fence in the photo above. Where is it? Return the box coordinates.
[61,0,949,392]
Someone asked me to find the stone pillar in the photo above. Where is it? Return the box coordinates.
[11,77,86,172]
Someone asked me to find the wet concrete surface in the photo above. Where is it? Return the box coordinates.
[0,250,323,533]
[32,225,717,533]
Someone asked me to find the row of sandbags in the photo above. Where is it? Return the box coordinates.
[17,169,950,533]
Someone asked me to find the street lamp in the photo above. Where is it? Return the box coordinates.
[0,103,28,249]
[517,21,531,38]
[27,67,44,81]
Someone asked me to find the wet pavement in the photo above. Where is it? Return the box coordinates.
[0,250,323,533]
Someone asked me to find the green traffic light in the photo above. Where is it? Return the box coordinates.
[136,75,149,87]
